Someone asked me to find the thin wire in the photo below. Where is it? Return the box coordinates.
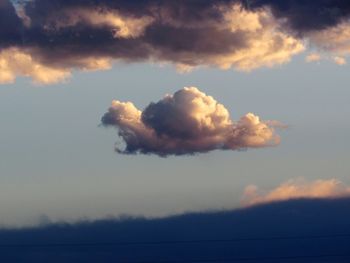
[0,233,349,248]
[133,253,350,263]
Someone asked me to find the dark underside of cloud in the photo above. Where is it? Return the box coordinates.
[0,197,350,262]
[16,0,350,36]
[1,0,350,83]
[252,0,350,32]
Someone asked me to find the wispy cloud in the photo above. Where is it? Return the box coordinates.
[305,53,322,63]
[333,56,347,65]
[242,178,350,206]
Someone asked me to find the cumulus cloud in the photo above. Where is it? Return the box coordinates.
[101,87,281,156]
[2,0,350,84]
[242,178,350,206]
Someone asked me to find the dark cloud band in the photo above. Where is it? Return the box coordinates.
[1,0,350,83]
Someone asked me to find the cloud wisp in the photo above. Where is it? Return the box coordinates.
[242,178,350,206]
[3,0,350,84]
[101,87,281,156]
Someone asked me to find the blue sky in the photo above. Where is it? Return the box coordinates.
[2,0,350,227]
[1,54,349,226]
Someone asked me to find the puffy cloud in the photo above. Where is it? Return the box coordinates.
[242,178,350,206]
[101,87,281,156]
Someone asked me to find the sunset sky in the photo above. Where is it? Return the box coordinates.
[1,0,350,229]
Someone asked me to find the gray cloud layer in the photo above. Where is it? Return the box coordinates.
[1,0,350,83]
[101,87,280,156]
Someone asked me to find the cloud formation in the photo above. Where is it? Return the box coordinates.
[101,87,280,156]
[2,0,350,83]
[242,178,350,206]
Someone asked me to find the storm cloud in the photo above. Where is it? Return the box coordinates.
[101,87,280,156]
[1,0,350,83]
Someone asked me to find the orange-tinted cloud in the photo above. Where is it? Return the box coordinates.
[242,178,350,206]
[101,87,281,156]
[333,56,347,65]
[0,48,112,84]
[0,48,70,84]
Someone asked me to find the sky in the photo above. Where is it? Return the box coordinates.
[0,0,350,227]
